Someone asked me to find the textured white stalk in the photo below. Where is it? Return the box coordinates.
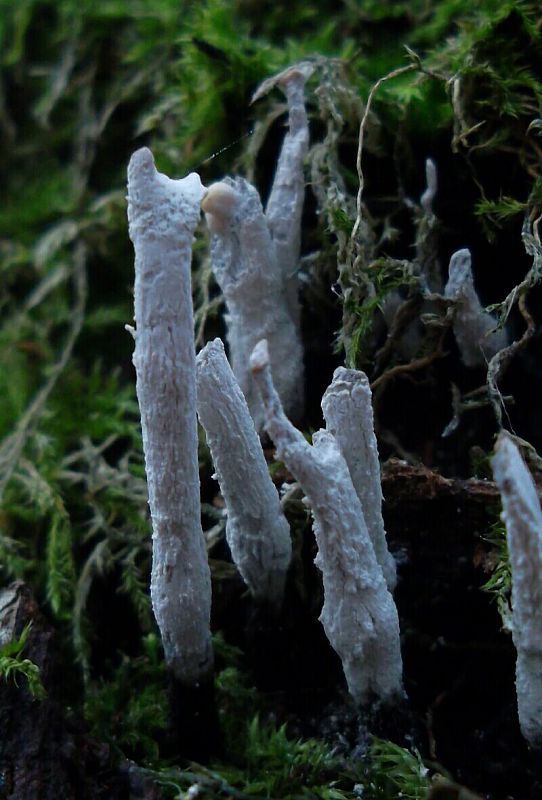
[444,248,507,367]
[202,178,303,430]
[250,340,403,705]
[492,432,542,748]
[196,338,291,608]
[416,157,441,293]
[420,158,437,215]
[263,64,311,324]
[127,147,212,685]
[322,367,396,592]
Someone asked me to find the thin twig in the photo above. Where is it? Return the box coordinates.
[351,63,418,242]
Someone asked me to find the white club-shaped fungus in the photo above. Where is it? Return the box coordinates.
[127,147,213,685]
[444,248,507,367]
[322,367,397,592]
[250,339,403,705]
[492,431,542,749]
[201,66,310,431]
[202,177,303,432]
[196,337,291,610]
[261,64,312,325]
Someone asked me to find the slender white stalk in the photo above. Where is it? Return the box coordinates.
[420,158,437,215]
[416,157,441,293]
[492,432,542,748]
[250,340,403,705]
[444,248,507,367]
[127,147,213,685]
[264,64,311,325]
[322,367,396,592]
[202,178,303,430]
[196,338,291,609]
[201,64,310,431]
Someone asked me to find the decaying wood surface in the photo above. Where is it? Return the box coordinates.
[0,582,161,800]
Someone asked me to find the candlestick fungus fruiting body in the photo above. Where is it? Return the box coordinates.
[492,432,542,749]
[322,367,396,592]
[127,147,213,686]
[196,338,291,609]
[250,339,403,705]
[202,66,310,430]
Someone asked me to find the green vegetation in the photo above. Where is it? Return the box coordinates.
[1,0,541,796]
[0,622,46,700]
[84,632,168,763]
[366,738,429,800]
[141,729,432,800]
[481,519,513,631]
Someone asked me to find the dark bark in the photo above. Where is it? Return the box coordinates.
[0,582,130,800]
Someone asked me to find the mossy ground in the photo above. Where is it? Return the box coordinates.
[1,1,542,798]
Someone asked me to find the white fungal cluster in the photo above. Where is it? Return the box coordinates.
[492,432,542,749]
[250,340,403,705]
[123,61,542,761]
[125,64,313,689]
[125,65,445,713]
[444,248,507,367]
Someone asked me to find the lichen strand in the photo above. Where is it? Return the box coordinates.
[196,338,291,609]
[250,340,403,705]
[492,432,542,749]
[322,367,397,592]
[127,147,213,685]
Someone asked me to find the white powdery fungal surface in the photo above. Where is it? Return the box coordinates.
[444,248,507,367]
[201,65,309,431]
[196,338,291,609]
[127,147,213,685]
[492,432,542,749]
[420,157,437,215]
[322,368,397,592]
[250,340,403,705]
[263,65,311,326]
[202,178,303,431]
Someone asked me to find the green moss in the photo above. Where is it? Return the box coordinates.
[480,519,513,632]
[84,632,168,764]
[0,622,46,701]
[365,738,429,800]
